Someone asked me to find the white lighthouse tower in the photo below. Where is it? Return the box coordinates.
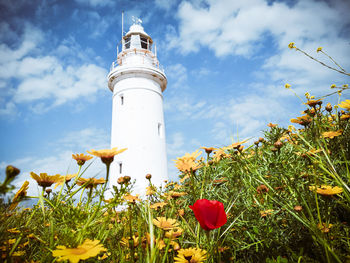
[108,18,168,195]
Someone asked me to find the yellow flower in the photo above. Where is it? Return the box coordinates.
[165,228,183,239]
[174,158,202,173]
[285,83,291,89]
[223,139,249,150]
[76,177,106,188]
[54,174,77,189]
[167,191,187,199]
[338,99,350,111]
[212,148,230,162]
[260,209,274,217]
[72,153,93,166]
[12,250,25,256]
[150,202,167,210]
[174,247,207,263]
[123,194,140,203]
[146,186,155,196]
[7,228,20,234]
[12,181,29,203]
[290,115,312,126]
[288,42,295,49]
[305,98,323,107]
[153,217,179,230]
[316,47,322,52]
[317,222,333,233]
[309,185,343,196]
[200,146,216,154]
[52,239,107,263]
[343,84,349,88]
[330,84,337,89]
[340,114,350,120]
[322,130,343,139]
[30,172,61,188]
[87,147,127,165]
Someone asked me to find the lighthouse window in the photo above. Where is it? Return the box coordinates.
[119,163,122,174]
[140,37,148,49]
[124,37,131,49]
[158,123,163,138]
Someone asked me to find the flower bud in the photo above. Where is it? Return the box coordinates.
[325,103,332,112]
[258,137,265,143]
[254,141,259,146]
[123,176,131,183]
[46,189,52,194]
[274,141,283,149]
[6,165,20,180]
[117,176,125,185]
[145,174,152,180]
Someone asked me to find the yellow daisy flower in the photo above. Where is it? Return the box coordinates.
[316,47,322,52]
[317,222,333,233]
[153,217,179,230]
[72,153,93,166]
[123,194,140,203]
[87,147,127,165]
[76,177,106,188]
[52,239,107,263]
[174,158,202,173]
[288,42,295,49]
[322,130,343,139]
[200,146,216,154]
[12,181,29,203]
[149,202,167,210]
[309,185,343,196]
[54,174,77,189]
[338,99,350,111]
[30,172,61,188]
[285,83,291,89]
[305,98,323,107]
[174,247,207,263]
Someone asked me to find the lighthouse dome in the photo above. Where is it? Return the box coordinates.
[123,23,153,50]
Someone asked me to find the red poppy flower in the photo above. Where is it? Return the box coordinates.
[189,199,227,231]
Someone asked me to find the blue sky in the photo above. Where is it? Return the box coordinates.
[0,0,349,196]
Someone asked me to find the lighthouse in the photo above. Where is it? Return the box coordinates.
[107,18,168,195]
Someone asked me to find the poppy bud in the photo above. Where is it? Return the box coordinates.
[238,145,244,152]
[254,141,259,146]
[145,174,152,180]
[258,137,265,143]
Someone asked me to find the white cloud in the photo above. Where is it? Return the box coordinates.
[74,0,115,7]
[155,0,177,11]
[169,0,350,93]
[172,0,348,56]
[0,23,108,115]
[166,131,185,156]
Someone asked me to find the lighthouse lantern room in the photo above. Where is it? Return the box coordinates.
[107,18,168,195]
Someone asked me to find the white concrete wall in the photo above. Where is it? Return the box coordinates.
[109,73,168,195]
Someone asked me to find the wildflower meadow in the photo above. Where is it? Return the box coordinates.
[1,45,349,262]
